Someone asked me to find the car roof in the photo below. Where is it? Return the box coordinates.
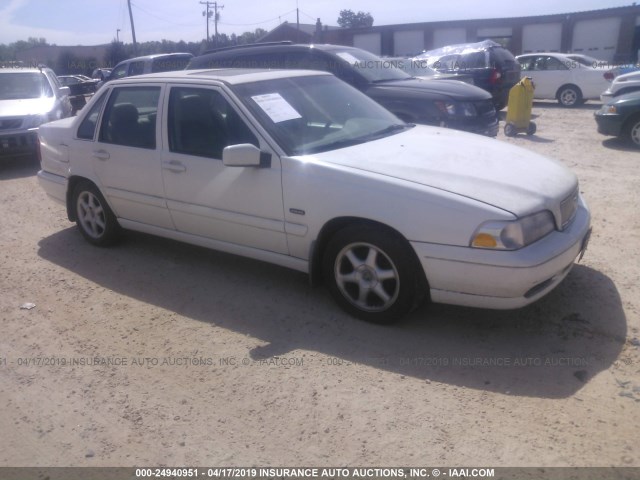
[119,52,194,63]
[517,52,571,58]
[107,68,332,85]
[199,43,362,57]
[0,67,49,74]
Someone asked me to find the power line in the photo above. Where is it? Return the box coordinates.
[130,1,201,27]
[218,9,298,27]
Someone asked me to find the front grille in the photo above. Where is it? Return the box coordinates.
[0,119,23,130]
[474,100,496,117]
[560,188,579,229]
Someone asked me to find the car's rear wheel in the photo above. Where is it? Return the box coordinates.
[72,181,120,246]
[322,225,423,323]
[557,85,582,107]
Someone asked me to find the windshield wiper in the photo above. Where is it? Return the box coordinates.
[365,123,414,139]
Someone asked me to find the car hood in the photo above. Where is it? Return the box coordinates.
[0,97,56,117]
[367,78,491,101]
[309,125,577,218]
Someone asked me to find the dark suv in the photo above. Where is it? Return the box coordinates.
[188,43,498,137]
[416,40,521,110]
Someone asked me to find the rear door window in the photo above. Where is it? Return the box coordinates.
[99,86,161,149]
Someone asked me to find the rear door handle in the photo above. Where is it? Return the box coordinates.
[162,160,186,173]
[92,150,110,161]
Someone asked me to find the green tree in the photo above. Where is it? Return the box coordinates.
[56,49,81,75]
[337,9,374,28]
[104,40,128,68]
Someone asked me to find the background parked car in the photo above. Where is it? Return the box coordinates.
[566,53,640,79]
[385,57,474,84]
[595,91,640,148]
[97,53,193,89]
[188,43,499,137]
[600,70,640,103]
[58,75,99,113]
[91,68,112,81]
[517,52,613,107]
[415,40,521,110]
[0,66,72,157]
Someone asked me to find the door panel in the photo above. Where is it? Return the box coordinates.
[160,85,287,254]
[89,85,173,228]
[522,56,571,98]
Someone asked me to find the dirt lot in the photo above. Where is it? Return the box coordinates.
[1,101,639,469]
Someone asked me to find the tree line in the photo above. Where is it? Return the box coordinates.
[0,7,373,77]
[0,30,268,76]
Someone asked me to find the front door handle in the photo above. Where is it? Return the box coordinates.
[92,150,110,161]
[162,160,186,173]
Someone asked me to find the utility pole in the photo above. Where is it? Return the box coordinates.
[116,29,121,43]
[201,1,223,47]
[127,0,137,55]
[201,1,211,46]
[296,0,299,43]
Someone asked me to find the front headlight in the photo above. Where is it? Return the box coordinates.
[601,104,617,114]
[471,211,555,250]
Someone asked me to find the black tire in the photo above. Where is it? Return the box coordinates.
[322,225,424,324]
[504,122,517,137]
[557,85,582,107]
[623,115,640,148]
[72,181,120,246]
[526,122,537,136]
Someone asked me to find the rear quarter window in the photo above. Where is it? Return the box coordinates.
[490,48,517,64]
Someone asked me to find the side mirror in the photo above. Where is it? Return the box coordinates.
[222,144,270,168]
[59,86,71,97]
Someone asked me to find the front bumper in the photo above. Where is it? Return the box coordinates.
[0,129,38,157]
[594,111,623,137]
[411,200,591,310]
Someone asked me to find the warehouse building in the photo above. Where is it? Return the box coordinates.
[262,5,640,64]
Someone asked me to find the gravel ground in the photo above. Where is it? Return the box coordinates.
[0,100,639,469]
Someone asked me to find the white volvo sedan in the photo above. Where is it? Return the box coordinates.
[37,69,591,323]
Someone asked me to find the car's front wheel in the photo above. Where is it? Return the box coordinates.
[322,225,424,323]
[72,181,120,246]
[557,85,582,107]
[624,115,640,148]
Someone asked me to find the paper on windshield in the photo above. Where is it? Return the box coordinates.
[251,93,302,123]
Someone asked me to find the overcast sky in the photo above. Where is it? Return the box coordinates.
[0,0,631,45]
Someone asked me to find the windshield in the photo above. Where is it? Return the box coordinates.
[332,48,411,83]
[232,75,410,156]
[0,72,53,100]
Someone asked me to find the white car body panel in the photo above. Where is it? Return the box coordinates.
[517,53,611,101]
[37,69,591,312]
[600,70,640,102]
